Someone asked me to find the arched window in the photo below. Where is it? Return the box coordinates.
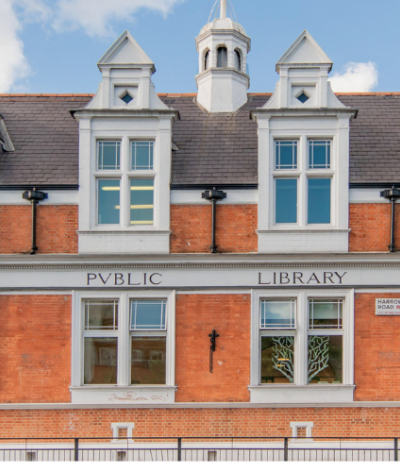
[204,50,210,71]
[217,46,228,68]
[234,49,242,71]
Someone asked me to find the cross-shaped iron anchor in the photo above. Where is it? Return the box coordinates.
[208,330,220,373]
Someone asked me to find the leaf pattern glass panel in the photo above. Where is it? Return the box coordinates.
[308,335,342,384]
[261,336,294,384]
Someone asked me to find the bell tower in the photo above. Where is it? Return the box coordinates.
[196,0,251,113]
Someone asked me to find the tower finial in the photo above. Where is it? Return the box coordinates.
[220,0,227,19]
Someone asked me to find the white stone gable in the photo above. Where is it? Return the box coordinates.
[85,30,167,111]
[276,30,332,71]
[98,30,154,70]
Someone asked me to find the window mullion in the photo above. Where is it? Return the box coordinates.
[118,294,130,386]
[296,292,307,385]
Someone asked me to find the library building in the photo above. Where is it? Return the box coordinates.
[1,0,400,462]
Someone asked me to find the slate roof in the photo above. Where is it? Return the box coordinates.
[0,92,399,186]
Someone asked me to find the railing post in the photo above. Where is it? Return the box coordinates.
[177,438,182,462]
[395,438,398,462]
[284,437,289,462]
[74,438,79,462]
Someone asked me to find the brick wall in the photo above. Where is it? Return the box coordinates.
[175,294,251,402]
[354,293,400,401]
[171,205,257,253]
[0,295,72,403]
[349,203,400,252]
[1,407,400,438]
[0,205,78,254]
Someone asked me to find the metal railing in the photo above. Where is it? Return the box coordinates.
[0,436,398,462]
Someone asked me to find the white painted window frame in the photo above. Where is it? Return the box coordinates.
[272,135,335,229]
[250,289,354,403]
[71,290,176,393]
[93,136,157,230]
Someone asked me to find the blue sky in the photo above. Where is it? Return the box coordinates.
[1,0,399,94]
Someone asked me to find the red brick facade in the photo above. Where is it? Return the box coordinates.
[0,293,399,406]
[354,293,400,401]
[2,203,400,255]
[0,295,72,404]
[171,205,258,253]
[0,205,78,254]
[175,294,251,402]
[0,407,400,438]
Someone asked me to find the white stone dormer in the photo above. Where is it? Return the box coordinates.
[266,30,346,110]
[73,31,178,255]
[87,30,169,111]
[195,0,251,113]
[252,31,357,255]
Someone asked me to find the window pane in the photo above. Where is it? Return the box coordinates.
[131,142,154,170]
[98,179,120,225]
[84,300,118,330]
[308,335,342,384]
[131,337,166,385]
[261,300,295,329]
[309,299,343,329]
[309,141,330,169]
[131,300,166,330]
[98,141,120,170]
[261,336,294,384]
[276,141,297,169]
[217,47,228,67]
[130,179,154,225]
[308,178,330,224]
[276,179,297,223]
[84,337,117,385]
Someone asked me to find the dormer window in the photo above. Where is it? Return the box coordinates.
[217,46,228,68]
[297,92,310,104]
[204,50,210,71]
[234,49,242,71]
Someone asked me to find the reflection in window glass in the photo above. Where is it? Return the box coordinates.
[84,300,118,330]
[276,141,297,169]
[261,337,294,384]
[261,300,296,329]
[131,142,154,170]
[309,299,343,329]
[98,141,120,170]
[309,141,330,169]
[308,335,342,384]
[130,179,154,225]
[131,300,166,330]
[308,179,331,224]
[131,337,166,384]
[84,337,117,384]
[276,179,297,223]
[98,179,120,225]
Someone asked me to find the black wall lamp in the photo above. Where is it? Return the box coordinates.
[381,187,400,253]
[202,188,227,253]
[22,189,48,255]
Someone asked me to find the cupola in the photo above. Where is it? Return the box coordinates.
[195,0,251,113]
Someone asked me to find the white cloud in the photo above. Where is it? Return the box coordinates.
[0,0,184,92]
[53,0,185,37]
[329,62,378,93]
[0,0,30,93]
